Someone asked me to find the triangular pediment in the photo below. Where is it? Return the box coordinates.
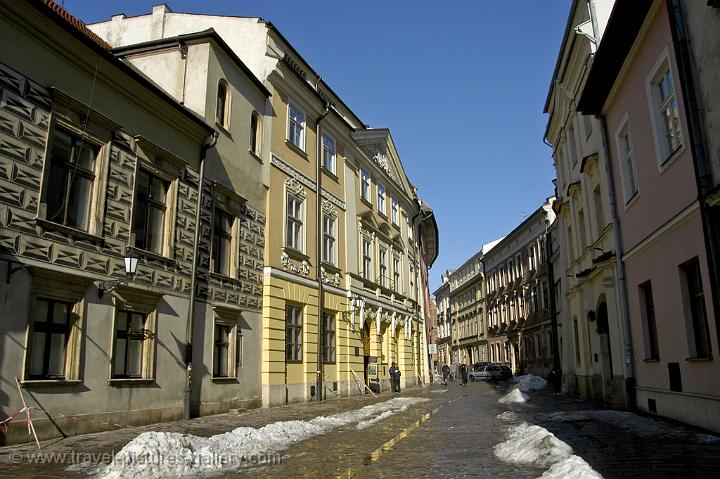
[352,129,414,199]
[358,210,381,231]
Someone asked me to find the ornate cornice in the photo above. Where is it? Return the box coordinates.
[321,199,338,218]
[285,177,307,200]
[271,154,345,209]
[321,266,341,287]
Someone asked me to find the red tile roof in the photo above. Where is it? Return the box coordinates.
[34,0,112,51]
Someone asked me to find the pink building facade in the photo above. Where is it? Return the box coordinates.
[579,0,720,432]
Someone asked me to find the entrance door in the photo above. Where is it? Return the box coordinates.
[596,301,614,398]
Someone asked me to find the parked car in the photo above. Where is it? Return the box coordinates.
[498,365,513,379]
[469,365,502,382]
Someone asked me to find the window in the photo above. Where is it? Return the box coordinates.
[213,208,234,276]
[681,258,711,358]
[133,170,170,254]
[377,184,386,214]
[236,331,243,370]
[577,208,587,250]
[567,124,578,167]
[361,169,371,202]
[639,281,659,360]
[322,214,336,265]
[113,310,149,378]
[618,120,638,202]
[649,61,682,163]
[216,80,230,129]
[321,132,336,174]
[250,111,260,155]
[213,323,230,377]
[573,317,581,363]
[322,312,336,363]
[379,248,388,287]
[27,298,71,379]
[391,198,399,225]
[362,239,373,280]
[393,257,400,292]
[567,226,575,263]
[285,305,303,362]
[288,103,305,150]
[45,127,100,231]
[583,114,593,140]
[406,215,413,240]
[286,193,303,251]
[410,264,415,299]
[593,186,605,237]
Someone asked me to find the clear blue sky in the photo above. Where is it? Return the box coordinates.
[68,0,571,293]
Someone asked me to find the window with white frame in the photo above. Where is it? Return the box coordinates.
[406,215,413,240]
[362,238,373,280]
[649,59,682,163]
[212,208,235,276]
[132,169,172,255]
[393,256,400,292]
[250,111,261,155]
[321,132,336,174]
[391,198,399,225]
[113,310,152,379]
[360,169,371,202]
[286,193,303,251]
[322,214,336,265]
[322,312,336,363]
[617,120,639,202]
[379,248,388,287]
[288,102,305,150]
[285,305,303,362]
[377,184,386,215]
[216,80,231,129]
[44,126,102,232]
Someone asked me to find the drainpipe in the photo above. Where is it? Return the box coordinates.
[598,115,636,410]
[666,0,720,350]
[315,103,331,402]
[546,220,561,375]
[184,131,218,420]
[588,0,600,52]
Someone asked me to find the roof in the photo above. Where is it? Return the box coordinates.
[576,0,654,115]
[112,29,271,98]
[543,0,581,114]
[26,0,214,134]
[36,0,112,50]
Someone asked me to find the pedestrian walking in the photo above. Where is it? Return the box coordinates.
[450,362,457,381]
[460,363,468,386]
[441,364,450,386]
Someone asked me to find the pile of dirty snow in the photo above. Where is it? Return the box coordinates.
[496,411,521,422]
[540,455,604,479]
[97,397,429,478]
[498,388,530,403]
[513,374,548,392]
[494,422,603,477]
[542,410,720,444]
[494,423,572,467]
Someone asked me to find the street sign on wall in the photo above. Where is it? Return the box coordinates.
[428,343,437,354]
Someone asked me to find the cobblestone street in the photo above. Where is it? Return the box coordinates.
[1,379,719,478]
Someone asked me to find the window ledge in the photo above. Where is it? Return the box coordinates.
[686,356,713,362]
[249,149,263,163]
[35,218,104,244]
[215,121,232,137]
[283,247,310,262]
[127,246,176,266]
[285,140,308,159]
[108,378,156,385]
[321,262,342,275]
[21,379,81,386]
[322,167,339,182]
[211,377,239,383]
[360,197,373,209]
[657,144,684,175]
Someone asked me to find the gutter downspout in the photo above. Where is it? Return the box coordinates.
[546,220,561,376]
[184,131,218,420]
[667,0,720,350]
[598,115,636,410]
[315,103,331,402]
[411,209,426,385]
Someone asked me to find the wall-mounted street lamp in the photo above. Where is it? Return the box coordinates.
[98,256,138,298]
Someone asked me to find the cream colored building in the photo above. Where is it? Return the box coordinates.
[91,5,438,406]
[448,251,487,366]
[543,0,634,407]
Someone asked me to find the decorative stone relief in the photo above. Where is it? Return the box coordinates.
[321,199,337,218]
[285,177,306,200]
[320,266,340,287]
[281,251,310,276]
[358,222,375,241]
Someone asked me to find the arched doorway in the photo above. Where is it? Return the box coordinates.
[596,297,614,397]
